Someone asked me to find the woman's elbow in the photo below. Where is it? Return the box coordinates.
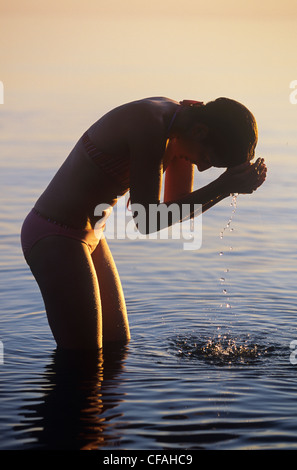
[132,203,178,234]
[133,214,156,235]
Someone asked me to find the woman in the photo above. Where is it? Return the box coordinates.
[21,96,267,350]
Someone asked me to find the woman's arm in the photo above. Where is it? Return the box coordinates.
[128,112,225,233]
[128,104,267,234]
[130,162,228,234]
[164,157,194,202]
[162,176,229,223]
[162,157,266,222]
[130,155,266,234]
[162,157,267,223]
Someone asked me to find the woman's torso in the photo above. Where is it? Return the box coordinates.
[34,97,179,229]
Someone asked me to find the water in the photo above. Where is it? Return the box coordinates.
[1,115,297,451]
[1,11,297,451]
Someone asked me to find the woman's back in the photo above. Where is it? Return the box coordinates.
[34,97,177,228]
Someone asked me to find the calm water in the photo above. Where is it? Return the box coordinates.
[0,103,297,450]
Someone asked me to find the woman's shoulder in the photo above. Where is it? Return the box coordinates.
[119,96,177,114]
[88,97,178,155]
[122,97,178,134]
[93,97,178,130]
[127,96,177,106]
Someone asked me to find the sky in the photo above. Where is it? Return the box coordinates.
[1,0,297,19]
[0,0,296,150]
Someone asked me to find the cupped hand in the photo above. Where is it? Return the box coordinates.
[218,157,267,195]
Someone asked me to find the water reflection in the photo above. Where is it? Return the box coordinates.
[15,345,129,450]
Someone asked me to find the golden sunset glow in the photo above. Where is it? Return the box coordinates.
[0,0,296,157]
[1,0,297,452]
[1,1,296,116]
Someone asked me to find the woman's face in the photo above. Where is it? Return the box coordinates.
[172,134,216,172]
[166,123,231,171]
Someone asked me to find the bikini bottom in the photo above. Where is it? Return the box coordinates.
[20,208,106,263]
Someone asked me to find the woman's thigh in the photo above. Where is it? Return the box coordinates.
[27,235,103,350]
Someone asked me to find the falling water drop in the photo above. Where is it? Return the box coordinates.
[217,193,238,313]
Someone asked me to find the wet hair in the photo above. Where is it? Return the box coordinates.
[182,98,258,167]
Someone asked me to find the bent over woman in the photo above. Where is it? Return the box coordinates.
[21,97,267,350]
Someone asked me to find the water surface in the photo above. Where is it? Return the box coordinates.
[1,119,297,449]
[1,11,297,448]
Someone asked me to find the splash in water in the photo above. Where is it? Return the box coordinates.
[169,333,272,365]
